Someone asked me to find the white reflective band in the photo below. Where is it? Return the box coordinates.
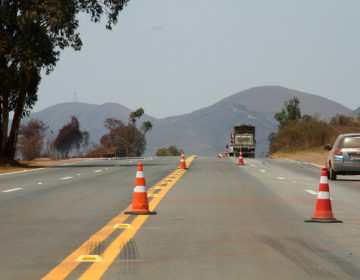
[181,159,185,162]
[320,176,328,184]
[317,191,330,199]
[134,186,146,192]
[136,171,144,178]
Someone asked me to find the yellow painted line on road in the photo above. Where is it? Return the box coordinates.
[79,155,196,280]
[113,224,131,229]
[42,214,129,279]
[76,255,103,262]
[42,156,196,280]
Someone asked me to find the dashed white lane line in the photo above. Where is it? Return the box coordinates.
[61,159,95,166]
[77,174,81,176]
[38,182,43,185]
[305,190,318,195]
[2,188,23,193]
[277,177,285,180]
[60,176,73,180]
[94,170,102,173]
[260,169,266,173]
[0,168,46,176]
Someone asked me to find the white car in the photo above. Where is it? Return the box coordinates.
[325,133,360,180]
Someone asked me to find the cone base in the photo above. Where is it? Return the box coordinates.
[305,217,343,223]
[124,210,157,215]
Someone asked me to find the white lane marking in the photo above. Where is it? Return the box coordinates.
[77,174,81,176]
[60,176,73,180]
[0,159,97,177]
[105,168,108,170]
[277,177,285,180]
[250,164,256,167]
[38,182,43,185]
[260,169,266,173]
[60,159,95,166]
[305,190,318,195]
[0,168,46,176]
[94,170,102,173]
[309,163,323,168]
[2,188,23,193]
[276,158,323,169]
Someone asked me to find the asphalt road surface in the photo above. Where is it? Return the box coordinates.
[0,156,359,279]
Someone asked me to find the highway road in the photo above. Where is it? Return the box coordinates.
[0,156,359,279]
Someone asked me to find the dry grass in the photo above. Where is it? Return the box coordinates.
[271,149,328,166]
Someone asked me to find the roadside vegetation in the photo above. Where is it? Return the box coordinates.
[86,108,153,158]
[53,116,89,158]
[17,119,48,160]
[0,1,130,165]
[155,146,182,157]
[269,97,360,156]
[13,108,152,162]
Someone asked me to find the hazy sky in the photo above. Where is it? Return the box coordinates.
[34,0,360,118]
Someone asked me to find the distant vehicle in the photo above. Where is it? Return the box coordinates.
[229,124,256,158]
[324,133,360,180]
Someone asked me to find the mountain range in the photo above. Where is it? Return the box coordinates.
[25,86,359,157]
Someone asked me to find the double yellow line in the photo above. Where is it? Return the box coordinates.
[42,156,196,279]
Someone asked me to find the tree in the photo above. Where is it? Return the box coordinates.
[274,97,301,127]
[98,109,153,157]
[121,125,146,156]
[269,117,334,154]
[104,118,125,146]
[155,148,171,157]
[330,114,353,126]
[0,1,130,164]
[168,145,181,156]
[129,108,144,125]
[141,121,153,135]
[156,146,181,156]
[127,109,153,156]
[18,119,48,160]
[53,116,89,158]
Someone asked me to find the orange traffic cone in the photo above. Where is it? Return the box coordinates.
[178,150,187,169]
[124,162,156,215]
[305,168,342,223]
[237,151,244,165]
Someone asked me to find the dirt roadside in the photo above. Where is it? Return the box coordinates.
[270,150,328,166]
[0,158,93,175]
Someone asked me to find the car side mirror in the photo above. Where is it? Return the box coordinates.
[324,145,332,151]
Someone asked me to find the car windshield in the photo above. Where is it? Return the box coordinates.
[339,136,360,148]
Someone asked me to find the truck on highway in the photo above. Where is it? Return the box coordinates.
[229,124,256,158]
